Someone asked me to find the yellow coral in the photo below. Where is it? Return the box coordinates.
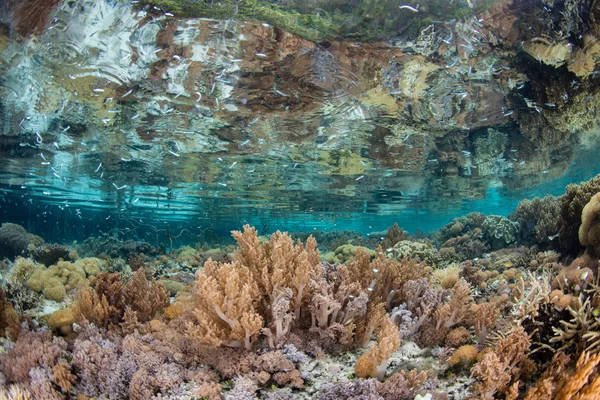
[25,257,104,301]
[448,345,478,367]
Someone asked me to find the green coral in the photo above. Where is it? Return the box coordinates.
[388,240,439,265]
[482,215,519,250]
[324,244,376,264]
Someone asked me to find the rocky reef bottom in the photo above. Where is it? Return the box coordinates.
[1,175,600,399]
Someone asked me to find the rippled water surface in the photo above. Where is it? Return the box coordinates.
[1,0,600,243]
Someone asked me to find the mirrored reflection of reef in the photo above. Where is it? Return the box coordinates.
[1,0,600,224]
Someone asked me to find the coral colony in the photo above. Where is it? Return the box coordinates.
[1,175,600,398]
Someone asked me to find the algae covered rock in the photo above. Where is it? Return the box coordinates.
[31,243,74,267]
[0,223,34,259]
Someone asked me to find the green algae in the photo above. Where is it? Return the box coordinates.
[137,0,493,42]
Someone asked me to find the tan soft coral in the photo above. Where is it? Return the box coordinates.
[354,313,400,380]
[523,351,600,400]
[233,225,320,320]
[471,326,535,399]
[189,259,264,349]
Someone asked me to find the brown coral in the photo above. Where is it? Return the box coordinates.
[559,174,600,255]
[579,192,600,257]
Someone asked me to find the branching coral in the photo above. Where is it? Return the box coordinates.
[123,268,170,322]
[523,350,600,400]
[0,330,69,399]
[233,225,320,321]
[74,269,168,329]
[550,296,600,353]
[189,259,264,349]
[434,280,473,331]
[471,326,535,399]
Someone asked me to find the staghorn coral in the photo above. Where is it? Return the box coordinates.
[550,296,600,353]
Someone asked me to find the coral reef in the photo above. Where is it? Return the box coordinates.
[579,192,600,257]
[26,258,105,302]
[3,175,600,398]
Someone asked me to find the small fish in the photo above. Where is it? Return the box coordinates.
[399,4,419,12]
